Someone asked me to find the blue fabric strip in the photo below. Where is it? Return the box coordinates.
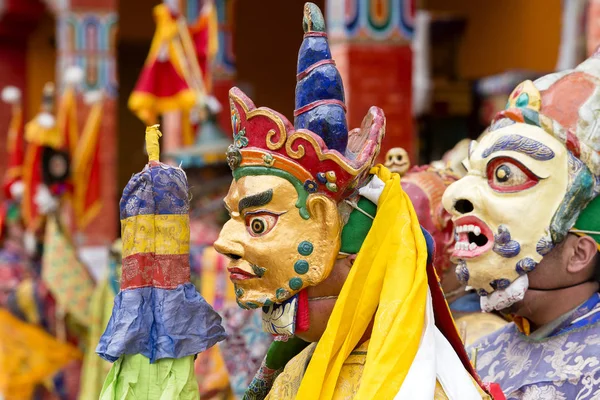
[97,282,227,363]
[120,166,189,219]
[552,292,600,336]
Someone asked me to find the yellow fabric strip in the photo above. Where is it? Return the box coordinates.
[296,165,428,400]
[181,110,195,146]
[121,214,190,258]
[15,279,41,325]
[72,100,103,230]
[513,315,531,336]
[57,86,79,157]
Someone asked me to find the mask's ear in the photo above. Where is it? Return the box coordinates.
[304,193,342,283]
[567,234,598,275]
[306,194,339,228]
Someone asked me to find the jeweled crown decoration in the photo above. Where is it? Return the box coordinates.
[226,3,385,203]
[490,52,600,177]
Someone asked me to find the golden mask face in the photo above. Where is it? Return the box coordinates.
[214,174,341,308]
[442,123,569,310]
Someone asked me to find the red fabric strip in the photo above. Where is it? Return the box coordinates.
[121,253,190,290]
[296,59,336,81]
[485,383,506,400]
[426,262,493,396]
[133,60,190,97]
[295,289,310,332]
[303,32,327,38]
[293,99,347,117]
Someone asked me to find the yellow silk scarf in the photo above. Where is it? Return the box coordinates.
[296,165,429,400]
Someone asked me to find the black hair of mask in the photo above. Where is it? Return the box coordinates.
[340,197,377,254]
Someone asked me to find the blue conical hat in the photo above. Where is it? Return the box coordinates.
[294,2,348,154]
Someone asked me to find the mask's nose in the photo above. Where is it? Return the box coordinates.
[442,176,478,217]
[453,199,474,215]
[214,220,244,261]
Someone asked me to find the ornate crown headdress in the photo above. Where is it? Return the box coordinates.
[226,3,385,219]
[488,50,600,245]
[490,51,600,178]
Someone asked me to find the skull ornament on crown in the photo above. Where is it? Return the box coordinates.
[214,3,385,335]
[384,147,410,175]
[443,52,600,312]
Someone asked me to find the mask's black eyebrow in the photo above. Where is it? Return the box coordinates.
[238,189,273,214]
[481,134,555,161]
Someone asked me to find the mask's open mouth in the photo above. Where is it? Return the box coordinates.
[452,215,494,259]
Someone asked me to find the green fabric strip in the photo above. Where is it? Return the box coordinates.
[574,195,600,244]
[340,197,377,254]
[100,354,200,400]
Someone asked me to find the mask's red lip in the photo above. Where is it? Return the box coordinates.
[451,215,494,259]
[228,267,257,281]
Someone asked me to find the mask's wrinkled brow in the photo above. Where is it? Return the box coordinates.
[238,189,273,214]
[481,134,555,161]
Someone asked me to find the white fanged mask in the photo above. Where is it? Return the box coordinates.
[442,123,569,311]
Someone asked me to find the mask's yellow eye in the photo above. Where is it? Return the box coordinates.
[486,156,540,193]
[245,212,279,237]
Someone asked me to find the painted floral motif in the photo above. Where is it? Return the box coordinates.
[234,128,249,148]
[231,104,241,133]
[303,180,318,193]
[263,153,275,167]
[230,104,249,149]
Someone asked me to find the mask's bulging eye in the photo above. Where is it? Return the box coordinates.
[251,219,265,233]
[245,212,279,237]
[495,165,511,182]
[486,157,540,192]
